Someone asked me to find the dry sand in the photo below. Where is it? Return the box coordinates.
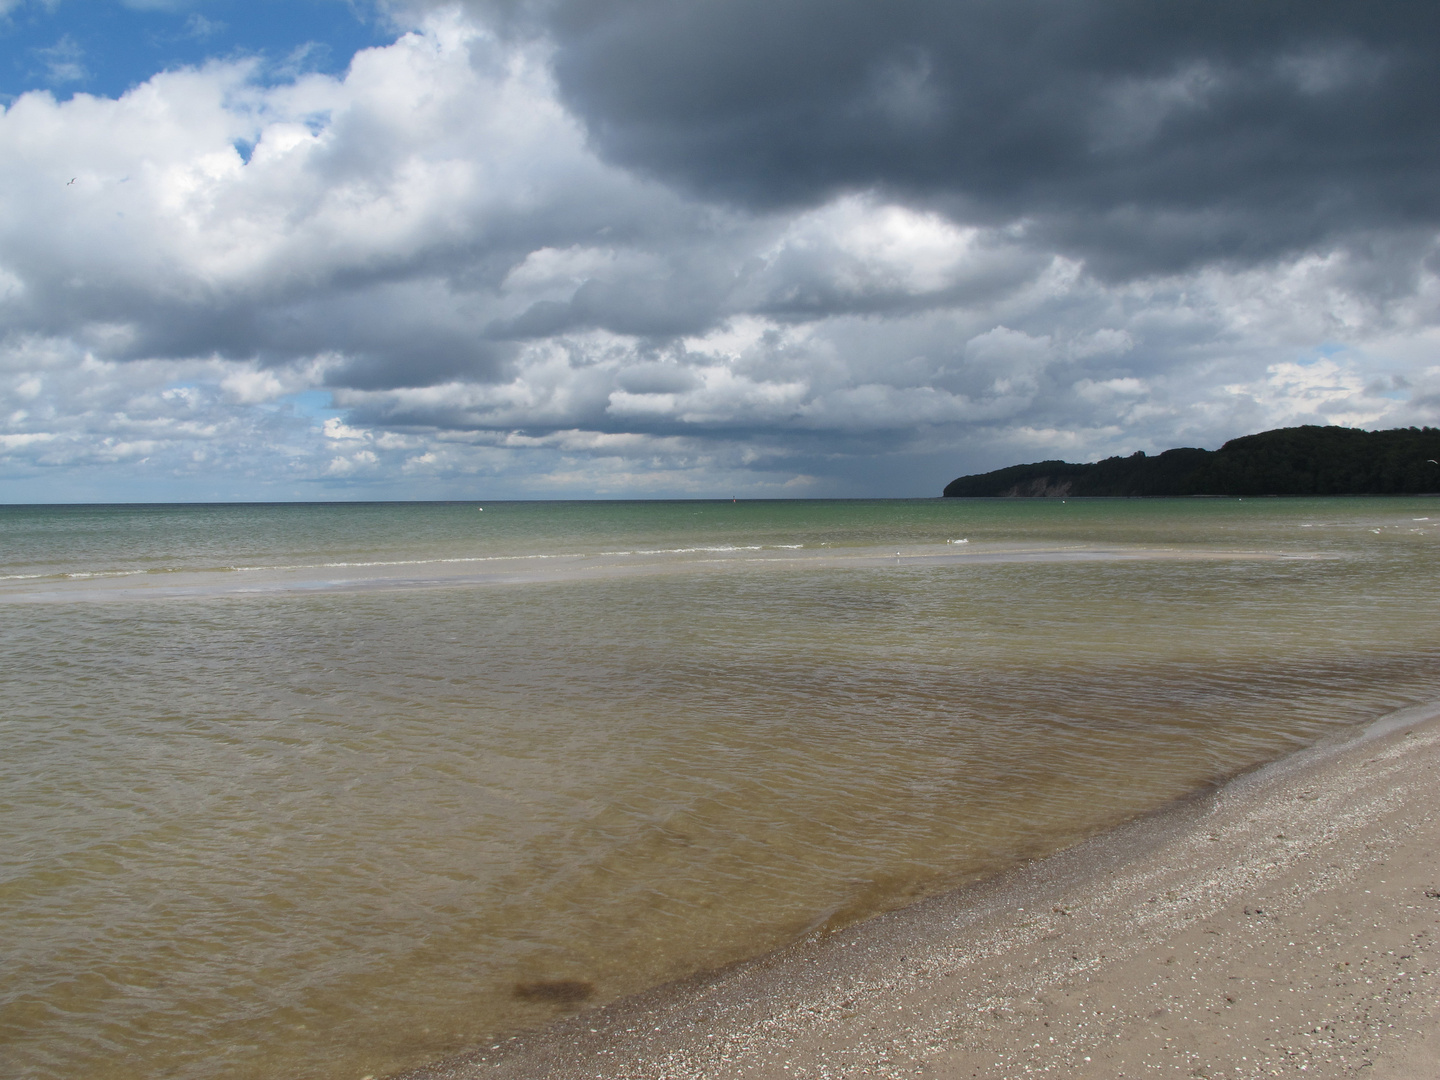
[403,706,1440,1080]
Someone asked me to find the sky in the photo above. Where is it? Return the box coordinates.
[1,0,1438,501]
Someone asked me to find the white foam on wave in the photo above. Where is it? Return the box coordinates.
[631,544,765,555]
[316,554,565,569]
[2,569,158,582]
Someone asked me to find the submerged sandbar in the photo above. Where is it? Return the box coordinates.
[0,539,1322,603]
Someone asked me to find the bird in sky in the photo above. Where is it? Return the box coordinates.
[67,178,75,185]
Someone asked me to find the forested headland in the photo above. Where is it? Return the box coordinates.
[942,425,1440,497]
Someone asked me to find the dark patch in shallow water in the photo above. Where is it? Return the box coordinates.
[513,979,595,1005]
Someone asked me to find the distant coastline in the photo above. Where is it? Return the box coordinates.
[943,424,1440,497]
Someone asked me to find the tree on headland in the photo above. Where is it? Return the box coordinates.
[942,426,1440,497]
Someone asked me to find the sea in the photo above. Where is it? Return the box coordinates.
[2,497,1437,1080]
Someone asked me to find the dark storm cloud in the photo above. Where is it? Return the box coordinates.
[1,271,517,389]
[483,0,1440,276]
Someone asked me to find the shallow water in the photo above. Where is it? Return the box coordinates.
[2,498,1438,1080]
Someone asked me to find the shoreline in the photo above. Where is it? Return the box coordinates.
[401,703,1440,1079]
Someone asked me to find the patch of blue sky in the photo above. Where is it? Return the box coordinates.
[0,0,397,104]
[282,389,339,421]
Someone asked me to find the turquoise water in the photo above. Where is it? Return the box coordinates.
[2,498,1438,1080]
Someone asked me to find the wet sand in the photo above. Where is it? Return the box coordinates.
[401,704,1440,1080]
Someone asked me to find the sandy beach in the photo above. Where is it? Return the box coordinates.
[403,705,1440,1080]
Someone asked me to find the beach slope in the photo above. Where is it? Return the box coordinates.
[405,710,1440,1079]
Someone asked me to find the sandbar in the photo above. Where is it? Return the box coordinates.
[1,541,1320,603]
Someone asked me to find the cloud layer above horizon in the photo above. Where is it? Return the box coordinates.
[2,0,1438,500]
